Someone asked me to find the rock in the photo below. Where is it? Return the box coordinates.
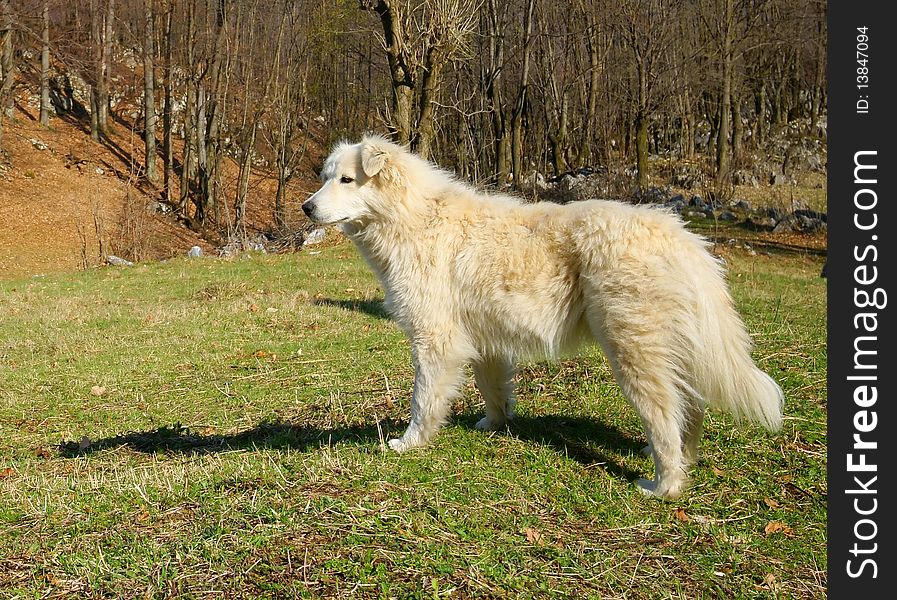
[731,199,752,211]
[718,211,738,221]
[688,195,707,209]
[794,208,827,223]
[106,255,133,267]
[522,171,548,191]
[732,170,759,187]
[765,207,786,222]
[670,165,707,189]
[772,212,827,234]
[188,246,203,258]
[31,139,49,151]
[303,228,326,246]
[634,186,671,204]
[662,197,685,213]
[747,216,778,230]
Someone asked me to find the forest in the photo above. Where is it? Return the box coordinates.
[1,0,826,236]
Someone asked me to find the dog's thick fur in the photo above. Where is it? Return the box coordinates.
[302,135,784,499]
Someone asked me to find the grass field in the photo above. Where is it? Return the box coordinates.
[0,230,827,599]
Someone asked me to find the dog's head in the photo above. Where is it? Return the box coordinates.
[302,135,405,226]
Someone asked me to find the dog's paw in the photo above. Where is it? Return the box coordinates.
[388,437,409,453]
[475,416,505,431]
[387,432,426,453]
[636,478,684,500]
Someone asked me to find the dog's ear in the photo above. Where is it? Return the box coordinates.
[360,140,389,178]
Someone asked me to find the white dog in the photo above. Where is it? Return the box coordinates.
[302,135,784,499]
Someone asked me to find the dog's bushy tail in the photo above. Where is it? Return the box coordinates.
[690,250,784,431]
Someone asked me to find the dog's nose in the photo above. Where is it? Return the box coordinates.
[302,202,314,217]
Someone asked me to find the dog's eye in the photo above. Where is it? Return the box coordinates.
[339,176,354,184]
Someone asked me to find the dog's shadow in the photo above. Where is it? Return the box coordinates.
[57,420,400,457]
[59,415,646,484]
[311,297,390,320]
[457,413,647,482]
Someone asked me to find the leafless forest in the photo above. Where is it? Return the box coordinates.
[1,0,826,235]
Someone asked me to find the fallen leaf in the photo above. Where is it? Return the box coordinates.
[763,497,780,509]
[674,507,689,522]
[764,573,777,588]
[0,467,15,478]
[764,521,793,535]
[712,467,725,476]
[248,303,258,312]
[90,385,107,396]
[524,527,543,545]
[35,448,51,459]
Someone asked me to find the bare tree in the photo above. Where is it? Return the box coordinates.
[40,0,51,126]
[615,0,677,190]
[0,0,16,150]
[361,0,475,159]
[142,0,158,184]
[510,0,534,185]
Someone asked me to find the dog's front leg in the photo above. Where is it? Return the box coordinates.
[388,349,465,453]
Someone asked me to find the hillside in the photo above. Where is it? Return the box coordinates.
[0,97,323,280]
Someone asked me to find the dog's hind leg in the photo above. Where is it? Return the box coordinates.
[473,356,516,431]
[614,360,690,500]
[588,315,689,499]
[388,348,467,453]
[681,398,706,468]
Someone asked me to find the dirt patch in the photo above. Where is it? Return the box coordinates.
[1,99,324,280]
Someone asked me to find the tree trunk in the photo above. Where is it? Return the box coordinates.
[731,90,743,167]
[39,0,50,126]
[178,0,197,216]
[511,0,535,186]
[88,1,100,141]
[633,52,649,190]
[755,80,767,147]
[485,0,510,183]
[577,8,601,166]
[715,0,734,191]
[162,3,173,203]
[233,127,256,240]
[97,0,114,135]
[142,0,158,185]
[366,0,415,145]
[549,91,569,175]
[0,0,14,150]
[810,5,826,128]
[415,44,445,160]
[274,134,290,232]
[682,88,695,160]
[634,110,648,190]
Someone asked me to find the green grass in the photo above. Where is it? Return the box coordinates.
[0,233,826,598]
